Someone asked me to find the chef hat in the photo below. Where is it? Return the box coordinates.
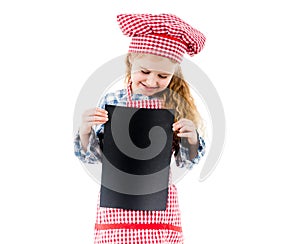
[117,13,206,63]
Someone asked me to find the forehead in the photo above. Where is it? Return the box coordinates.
[131,54,178,74]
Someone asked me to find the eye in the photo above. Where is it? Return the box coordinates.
[158,74,168,79]
[141,70,150,74]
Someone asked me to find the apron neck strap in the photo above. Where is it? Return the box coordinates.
[126,79,133,103]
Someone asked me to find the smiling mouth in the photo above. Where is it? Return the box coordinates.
[141,83,159,89]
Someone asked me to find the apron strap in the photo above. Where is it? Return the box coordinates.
[126,79,134,103]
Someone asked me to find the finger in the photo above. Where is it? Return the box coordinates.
[89,108,108,117]
[177,131,194,138]
[174,118,191,125]
[88,116,109,123]
[84,108,108,117]
[87,111,108,118]
[172,121,183,131]
[179,125,195,133]
[87,120,108,127]
[173,121,191,131]
[83,115,108,123]
[95,107,108,114]
[173,119,194,131]
[83,109,108,119]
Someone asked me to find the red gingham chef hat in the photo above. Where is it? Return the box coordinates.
[117,13,206,63]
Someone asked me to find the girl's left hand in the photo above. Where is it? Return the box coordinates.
[172,118,198,145]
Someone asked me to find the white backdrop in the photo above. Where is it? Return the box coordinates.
[1,0,299,243]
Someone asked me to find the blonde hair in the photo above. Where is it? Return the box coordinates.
[124,53,206,152]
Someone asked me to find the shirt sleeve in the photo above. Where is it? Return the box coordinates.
[74,128,103,164]
[73,94,107,164]
[175,131,206,170]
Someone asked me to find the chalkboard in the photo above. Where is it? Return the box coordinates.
[99,105,174,211]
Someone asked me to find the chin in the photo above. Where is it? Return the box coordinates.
[141,90,155,96]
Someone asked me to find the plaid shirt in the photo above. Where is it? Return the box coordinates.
[74,89,206,170]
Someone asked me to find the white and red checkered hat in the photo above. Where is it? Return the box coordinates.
[117,13,206,63]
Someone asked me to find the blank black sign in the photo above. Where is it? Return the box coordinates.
[100,105,174,211]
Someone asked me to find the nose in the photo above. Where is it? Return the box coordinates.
[145,73,158,87]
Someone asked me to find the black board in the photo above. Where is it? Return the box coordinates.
[99,105,174,211]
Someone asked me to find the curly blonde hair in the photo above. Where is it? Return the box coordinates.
[124,53,206,152]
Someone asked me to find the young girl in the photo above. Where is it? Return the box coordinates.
[74,13,206,244]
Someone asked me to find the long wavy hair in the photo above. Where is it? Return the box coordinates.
[124,53,206,155]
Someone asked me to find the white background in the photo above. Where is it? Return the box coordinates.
[1,0,299,243]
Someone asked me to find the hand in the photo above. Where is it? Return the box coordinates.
[80,107,108,136]
[172,118,198,145]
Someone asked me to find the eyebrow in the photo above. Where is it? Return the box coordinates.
[140,66,172,75]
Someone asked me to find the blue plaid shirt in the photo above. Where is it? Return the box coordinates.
[74,89,206,170]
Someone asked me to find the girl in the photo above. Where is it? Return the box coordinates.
[74,13,206,244]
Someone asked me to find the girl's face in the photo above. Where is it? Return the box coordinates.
[130,54,178,96]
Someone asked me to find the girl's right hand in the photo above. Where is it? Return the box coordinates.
[80,107,108,136]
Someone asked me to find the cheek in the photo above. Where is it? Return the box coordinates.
[159,78,172,88]
[131,72,144,82]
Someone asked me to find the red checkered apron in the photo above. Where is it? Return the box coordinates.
[94,82,184,244]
